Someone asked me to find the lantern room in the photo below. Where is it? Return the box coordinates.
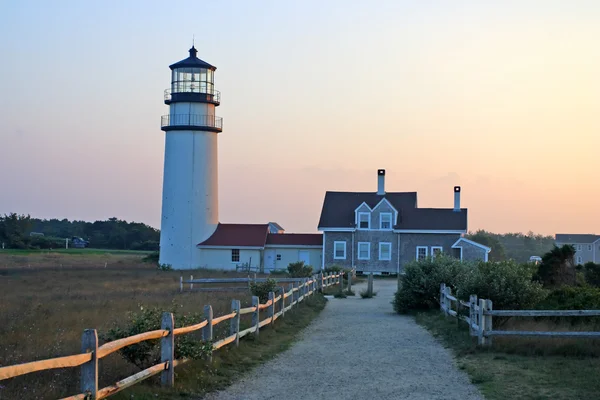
[164,46,220,105]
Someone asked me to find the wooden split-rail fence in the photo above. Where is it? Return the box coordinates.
[179,271,347,292]
[440,283,600,346]
[0,272,343,399]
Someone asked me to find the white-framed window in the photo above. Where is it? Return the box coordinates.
[358,212,370,229]
[416,246,428,260]
[358,242,370,260]
[380,212,392,230]
[334,241,346,259]
[588,245,593,251]
[577,256,583,264]
[379,242,392,260]
[431,246,443,258]
[276,254,282,261]
[231,249,240,262]
[577,244,582,251]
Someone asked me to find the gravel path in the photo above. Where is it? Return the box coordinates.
[203,279,482,400]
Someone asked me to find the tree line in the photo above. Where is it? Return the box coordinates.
[466,230,556,262]
[0,213,159,250]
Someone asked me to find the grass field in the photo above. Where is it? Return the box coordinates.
[416,311,600,400]
[0,251,325,399]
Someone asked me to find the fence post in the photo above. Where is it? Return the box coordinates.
[81,329,98,399]
[485,299,493,346]
[279,286,285,317]
[252,296,260,337]
[368,273,374,296]
[339,272,344,292]
[445,287,452,318]
[440,283,446,313]
[469,294,477,336]
[161,312,175,387]
[477,299,486,346]
[203,305,213,360]
[179,276,183,293]
[231,299,240,346]
[190,275,193,290]
[268,292,275,324]
[293,281,299,304]
[347,272,352,292]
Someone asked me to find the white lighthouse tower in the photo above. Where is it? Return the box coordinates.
[159,47,222,269]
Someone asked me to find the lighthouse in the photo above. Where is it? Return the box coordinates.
[159,47,222,269]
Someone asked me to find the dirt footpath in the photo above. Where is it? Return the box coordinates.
[203,279,482,400]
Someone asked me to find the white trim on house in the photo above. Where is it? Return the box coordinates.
[379,242,392,261]
[317,227,356,232]
[333,241,347,260]
[577,256,583,264]
[397,235,400,274]
[372,198,399,225]
[394,229,466,234]
[451,238,491,252]
[352,231,355,267]
[431,246,443,257]
[357,212,371,229]
[264,244,322,249]
[354,201,373,213]
[380,212,393,230]
[197,245,264,250]
[357,242,370,260]
[455,247,463,261]
[416,246,428,260]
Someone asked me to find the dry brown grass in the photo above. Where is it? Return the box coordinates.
[0,253,262,399]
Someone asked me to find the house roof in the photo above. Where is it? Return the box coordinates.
[268,222,285,231]
[197,224,269,247]
[452,238,491,252]
[555,234,600,244]
[318,191,418,228]
[169,46,216,71]
[266,233,323,246]
[317,191,467,231]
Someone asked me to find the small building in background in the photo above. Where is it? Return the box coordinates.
[555,234,600,265]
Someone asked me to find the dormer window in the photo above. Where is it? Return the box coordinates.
[380,213,392,230]
[358,212,370,229]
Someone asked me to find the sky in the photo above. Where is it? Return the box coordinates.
[0,0,598,236]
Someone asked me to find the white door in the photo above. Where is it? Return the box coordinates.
[298,250,310,266]
[265,249,276,271]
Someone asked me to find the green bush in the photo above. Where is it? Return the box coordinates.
[583,262,600,287]
[393,255,467,313]
[457,260,547,310]
[537,286,600,310]
[250,278,278,302]
[102,304,212,370]
[287,261,313,278]
[324,265,342,273]
[360,289,377,298]
[143,251,159,263]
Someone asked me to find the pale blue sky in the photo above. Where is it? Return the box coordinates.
[1,1,599,234]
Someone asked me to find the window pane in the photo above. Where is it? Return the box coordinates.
[380,243,391,260]
[417,247,427,260]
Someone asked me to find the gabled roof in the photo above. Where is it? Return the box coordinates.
[452,238,491,252]
[396,208,467,231]
[317,191,466,231]
[268,222,285,231]
[197,224,269,247]
[555,234,600,244]
[318,192,417,229]
[266,233,323,246]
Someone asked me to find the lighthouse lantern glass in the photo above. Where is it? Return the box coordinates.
[171,67,214,94]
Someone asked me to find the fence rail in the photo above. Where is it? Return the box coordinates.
[439,283,600,345]
[0,272,343,399]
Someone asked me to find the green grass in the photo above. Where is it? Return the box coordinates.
[416,311,600,400]
[111,295,327,399]
[0,248,152,255]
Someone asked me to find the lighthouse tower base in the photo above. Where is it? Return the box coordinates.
[159,130,218,269]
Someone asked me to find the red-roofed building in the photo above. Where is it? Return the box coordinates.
[196,223,322,271]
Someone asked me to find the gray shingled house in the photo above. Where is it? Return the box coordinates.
[555,234,600,265]
[317,169,490,274]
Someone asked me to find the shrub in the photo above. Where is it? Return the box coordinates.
[334,292,347,299]
[457,260,547,310]
[344,289,355,296]
[360,289,377,298]
[324,265,342,273]
[269,269,288,276]
[393,255,468,313]
[250,278,278,302]
[287,261,313,278]
[537,286,600,310]
[583,262,600,287]
[158,263,172,271]
[102,304,212,370]
[143,251,160,263]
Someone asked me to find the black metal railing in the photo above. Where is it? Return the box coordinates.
[161,114,223,130]
[164,88,221,103]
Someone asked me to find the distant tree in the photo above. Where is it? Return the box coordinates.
[0,213,33,249]
[535,245,576,287]
[583,262,600,287]
[466,230,507,261]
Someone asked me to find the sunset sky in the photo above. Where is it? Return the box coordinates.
[1,1,598,235]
